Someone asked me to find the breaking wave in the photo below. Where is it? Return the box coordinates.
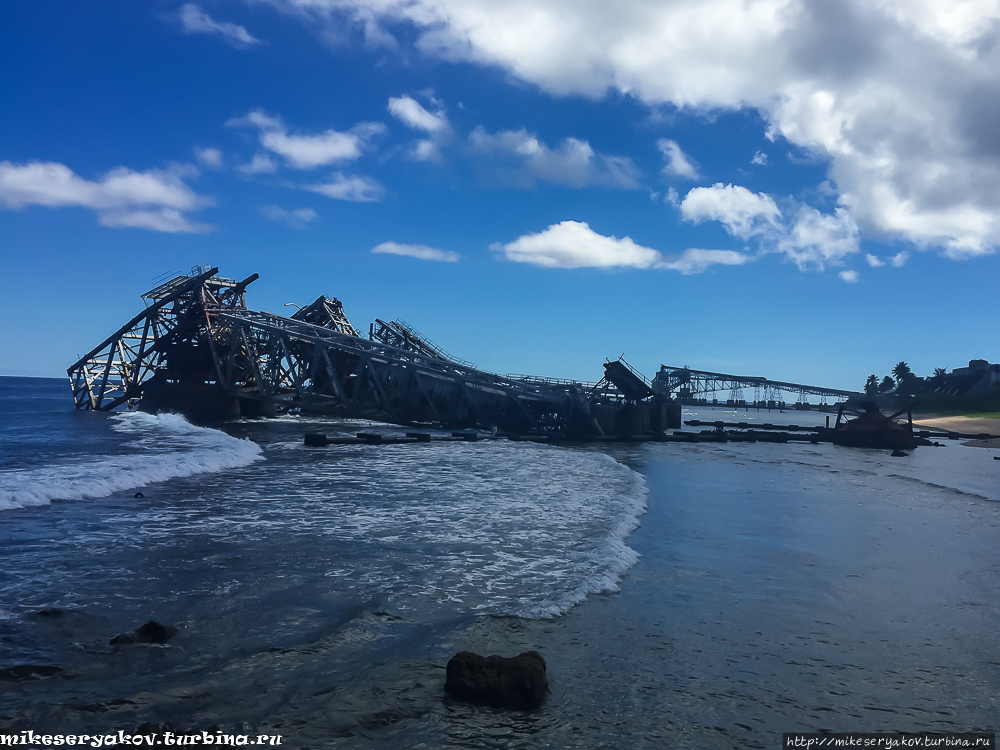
[0,412,262,511]
[253,440,648,619]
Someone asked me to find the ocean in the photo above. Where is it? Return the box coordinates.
[2,376,999,748]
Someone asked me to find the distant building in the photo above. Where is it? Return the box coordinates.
[935,359,1000,396]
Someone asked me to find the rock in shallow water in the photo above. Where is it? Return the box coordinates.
[444,650,548,710]
[109,620,178,645]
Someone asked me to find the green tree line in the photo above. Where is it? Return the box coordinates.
[863,361,999,415]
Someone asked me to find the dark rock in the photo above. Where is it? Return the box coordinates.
[444,650,548,710]
[110,620,178,645]
[34,608,64,618]
[134,492,144,498]
[304,432,328,447]
[890,449,909,457]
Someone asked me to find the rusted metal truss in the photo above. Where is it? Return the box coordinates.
[368,318,477,368]
[67,269,603,435]
[67,267,256,411]
[215,309,598,433]
[291,296,360,337]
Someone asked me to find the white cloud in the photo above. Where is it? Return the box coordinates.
[179,3,262,47]
[494,221,659,268]
[658,248,750,275]
[865,250,910,268]
[266,0,1000,258]
[388,95,452,162]
[372,241,460,261]
[388,95,450,134]
[839,270,859,282]
[0,160,211,233]
[680,183,860,271]
[229,109,385,169]
[752,150,768,166]
[680,183,781,239]
[469,127,639,188]
[492,219,748,272]
[657,139,699,179]
[261,205,319,228]
[306,172,384,202]
[194,147,223,168]
[239,153,278,174]
[777,205,860,270]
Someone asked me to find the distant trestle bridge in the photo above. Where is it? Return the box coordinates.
[652,366,862,409]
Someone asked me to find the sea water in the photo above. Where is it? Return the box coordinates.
[4,377,1000,748]
[0,376,646,734]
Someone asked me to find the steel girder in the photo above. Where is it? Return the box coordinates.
[213,308,594,433]
[67,268,224,410]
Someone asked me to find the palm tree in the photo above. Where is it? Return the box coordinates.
[879,375,896,393]
[892,361,915,384]
[864,374,879,394]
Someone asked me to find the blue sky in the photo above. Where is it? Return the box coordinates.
[2,0,998,391]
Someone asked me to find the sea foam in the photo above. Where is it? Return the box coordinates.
[0,411,262,511]
[253,440,648,619]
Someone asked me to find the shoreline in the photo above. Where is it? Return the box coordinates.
[912,414,1000,433]
[912,414,1000,448]
[320,438,1000,746]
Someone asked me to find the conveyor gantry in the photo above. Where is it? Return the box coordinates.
[67,268,605,435]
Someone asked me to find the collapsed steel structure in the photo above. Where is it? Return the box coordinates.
[67,268,633,435]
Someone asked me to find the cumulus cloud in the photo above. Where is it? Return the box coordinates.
[179,3,262,47]
[388,94,452,162]
[679,183,860,271]
[372,241,460,262]
[680,183,781,239]
[752,150,768,166]
[306,172,383,202]
[229,109,385,169]
[839,270,859,283]
[264,0,1000,258]
[388,95,450,134]
[865,253,885,267]
[657,139,699,179]
[261,205,318,228]
[777,205,859,270]
[469,127,639,188]
[0,160,211,233]
[492,220,748,273]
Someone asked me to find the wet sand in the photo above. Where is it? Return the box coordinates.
[913,415,1000,434]
[326,440,1000,748]
[912,415,1000,448]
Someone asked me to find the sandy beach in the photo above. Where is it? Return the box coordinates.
[912,415,1000,448]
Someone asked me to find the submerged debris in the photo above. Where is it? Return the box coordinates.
[832,396,917,450]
